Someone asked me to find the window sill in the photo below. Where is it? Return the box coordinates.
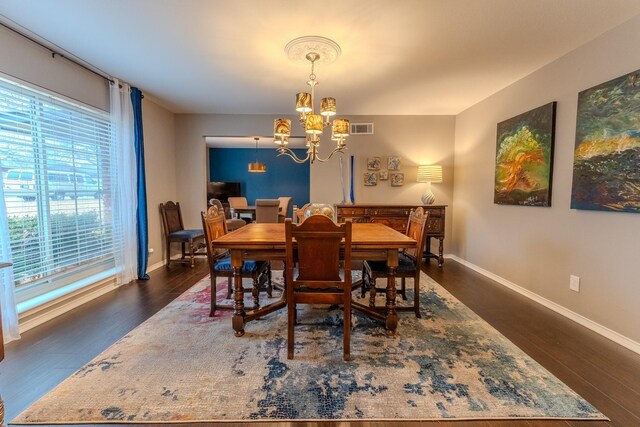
[17,268,118,333]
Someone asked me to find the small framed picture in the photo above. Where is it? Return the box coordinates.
[378,171,388,181]
[388,156,401,171]
[367,157,381,170]
[390,172,404,186]
[364,172,377,186]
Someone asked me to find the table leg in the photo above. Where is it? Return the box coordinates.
[230,250,246,337]
[385,249,399,335]
[438,237,444,267]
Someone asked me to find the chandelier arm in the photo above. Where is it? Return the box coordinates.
[276,147,311,164]
[314,147,345,163]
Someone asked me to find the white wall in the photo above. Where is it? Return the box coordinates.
[453,15,640,343]
[142,98,178,267]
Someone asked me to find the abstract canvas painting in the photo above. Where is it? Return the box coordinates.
[494,102,556,206]
[571,69,640,213]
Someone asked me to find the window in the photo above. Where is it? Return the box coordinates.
[0,75,118,304]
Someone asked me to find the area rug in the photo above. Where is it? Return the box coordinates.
[11,272,606,424]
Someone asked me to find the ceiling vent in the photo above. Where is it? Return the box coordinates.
[350,123,374,135]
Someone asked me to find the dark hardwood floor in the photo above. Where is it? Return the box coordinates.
[1,258,638,426]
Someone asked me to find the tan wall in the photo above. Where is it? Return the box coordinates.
[142,99,177,267]
[453,15,640,343]
[174,114,456,256]
[311,115,455,254]
[0,25,109,111]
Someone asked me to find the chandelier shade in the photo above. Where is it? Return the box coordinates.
[248,137,267,173]
[273,36,351,164]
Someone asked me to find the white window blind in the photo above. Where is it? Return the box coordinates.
[0,75,120,303]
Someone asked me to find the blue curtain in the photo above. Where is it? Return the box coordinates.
[131,87,149,280]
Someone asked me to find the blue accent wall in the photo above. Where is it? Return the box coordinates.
[209,148,310,216]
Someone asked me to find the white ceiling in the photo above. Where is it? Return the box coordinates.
[1,0,640,115]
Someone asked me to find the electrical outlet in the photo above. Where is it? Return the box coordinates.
[569,275,580,292]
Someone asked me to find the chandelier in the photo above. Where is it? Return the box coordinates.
[248,137,266,173]
[273,36,350,164]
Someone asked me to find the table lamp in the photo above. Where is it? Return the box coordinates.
[416,165,443,205]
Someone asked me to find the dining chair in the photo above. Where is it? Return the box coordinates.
[292,203,310,224]
[255,199,280,223]
[209,198,246,231]
[201,206,272,316]
[285,216,353,361]
[361,207,429,318]
[159,201,206,268]
[277,196,293,222]
[227,196,253,222]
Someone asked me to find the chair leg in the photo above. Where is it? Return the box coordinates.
[369,274,377,308]
[400,277,408,300]
[188,239,195,268]
[165,239,171,268]
[226,278,233,299]
[252,273,260,309]
[181,242,186,259]
[414,273,421,318]
[266,263,273,298]
[210,275,217,317]
[344,293,351,361]
[287,302,295,359]
[361,266,368,298]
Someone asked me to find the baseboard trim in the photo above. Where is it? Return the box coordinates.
[445,254,640,355]
[18,276,118,334]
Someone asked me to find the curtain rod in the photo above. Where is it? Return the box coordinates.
[1,21,115,85]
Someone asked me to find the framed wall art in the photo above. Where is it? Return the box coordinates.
[494,101,556,207]
[571,69,640,213]
[378,171,388,181]
[388,156,401,170]
[364,172,377,186]
[390,172,404,187]
[367,157,381,170]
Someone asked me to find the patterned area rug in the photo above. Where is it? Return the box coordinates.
[12,272,606,424]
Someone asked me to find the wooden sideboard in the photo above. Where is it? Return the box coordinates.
[336,204,446,266]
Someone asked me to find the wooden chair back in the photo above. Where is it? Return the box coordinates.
[285,215,352,360]
[228,197,248,209]
[403,207,429,264]
[255,199,280,223]
[160,201,184,234]
[278,196,293,217]
[201,205,228,266]
[209,198,229,219]
[292,203,310,224]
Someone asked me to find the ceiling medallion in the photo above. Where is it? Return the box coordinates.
[284,36,341,64]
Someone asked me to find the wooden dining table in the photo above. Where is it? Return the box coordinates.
[212,222,417,337]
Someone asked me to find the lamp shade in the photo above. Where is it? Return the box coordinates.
[332,118,350,137]
[416,165,443,183]
[320,97,336,116]
[248,162,267,173]
[305,114,323,135]
[295,92,312,113]
[274,118,291,137]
